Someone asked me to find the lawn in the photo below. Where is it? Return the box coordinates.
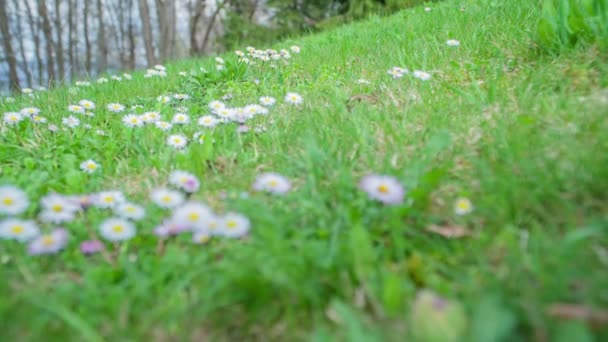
[1,0,607,340]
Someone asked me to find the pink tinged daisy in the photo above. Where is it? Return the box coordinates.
[387,67,407,79]
[454,197,473,216]
[153,220,189,238]
[107,103,125,112]
[62,115,80,128]
[198,115,219,128]
[114,202,146,221]
[28,228,69,255]
[150,188,185,209]
[68,104,85,114]
[80,239,104,255]
[219,212,251,238]
[359,174,406,205]
[167,134,188,149]
[0,218,40,242]
[0,185,29,215]
[79,99,96,110]
[3,112,23,125]
[80,159,100,174]
[446,39,461,47]
[93,190,126,209]
[122,114,144,128]
[39,194,81,223]
[171,113,190,124]
[155,121,173,131]
[252,173,291,195]
[413,70,432,81]
[259,96,276,107]
[169,170,200,193]
[285,92,303,105]
[20,107,41,116]
[171,202,213,231]
[48,124,59,132]
[99,218,136,242]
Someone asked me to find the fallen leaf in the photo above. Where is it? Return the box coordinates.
[547,303,608,327]
[427,224,471,239]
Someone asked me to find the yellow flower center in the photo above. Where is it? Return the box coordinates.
[377,184,389,194]
[42,236,55,246]
[458,201,470,210]
[269,180,278,187]
[162,195,172,203]
[2,197,14,205]
[112,225,124,233]
[11,225,24,234]
[131,118,138,123]
[9,115,18,121]
[197,235,210,243]
[126,206,135,213]
[52,204,63,212]
[209,222,217,230]
[103,196,113,203]
[226,220,237,229]
[188,213,200,221]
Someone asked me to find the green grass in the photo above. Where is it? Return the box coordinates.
[1,0,607,340]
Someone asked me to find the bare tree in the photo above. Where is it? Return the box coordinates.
[189,0,206,55]
[0,0,20,91]
[83,0,92,73]
[201,0,226,54]
[38,0,57,85]
[96,0,108,72]
[155,0,177,62]
[138,0,156,67]
[23,0,44,83]
[53,0,66,81]
[68,0,77,80]
[127,0,136,69]
[11,0,34,86]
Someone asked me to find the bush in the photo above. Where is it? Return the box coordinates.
[536,0,608,53]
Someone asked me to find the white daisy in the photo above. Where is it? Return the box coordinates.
[252,173,291,195]
[62,115,80,128]
[388,67,406,79]
[359,174,405,205]
[215,57,225,64]
[150,188,185,209]
[357,79,371,85]
[0,218,39,242]
[96,129,106,136]
[171,113,190,124]
[209,100,226,112]
[123,73,132,80]
[169,170,200,193]
[80,159,100,174]
[446,39,461,47]
[215,107,234,122]
[192,231,211,244]
[79,99,96,110]
[219,212,251,238]
[167,134,188,149]
[290,45,301,53]
[111,75,122,81]
[27,228,69,255]
[122,114,144,128]
[154,64,166,71]
[107,103,125,112]
[413,70,432,81]
[39,194,80,223]
[174,93,190,101]
[155,121,173,131]
[285,92,303,105]
[93,190,126,209]
[114,202,146,221]
[0,185,29,215]
[31,115,47,124]
[20,107,40,116]
[142,112,161,123]
[157,95,171,104]
[171,202,213,230]
[198,115,219,128]
[99,218,136,242]
[96,77,109,83]
[3,112,23,125]
[68,104,85,114]
[21,88,33,94]
[454,197,473,216]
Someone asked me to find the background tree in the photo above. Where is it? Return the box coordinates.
[0,0,20,91]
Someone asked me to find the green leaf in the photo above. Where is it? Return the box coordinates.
[471,295,516,342]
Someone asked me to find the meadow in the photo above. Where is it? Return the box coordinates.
[1,0,607,340]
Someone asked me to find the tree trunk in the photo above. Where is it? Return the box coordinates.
[0,0,20,92]
[38,0,57,86]
[11,0,34,86]
[53,0,65,82]
[189,0,206,56]
[83,0,92,73]
[23,0,44,83]
[96,0,108,73]
[137,0,156,66]
[155,0,176,62]
[127,0,136,69]
[201,1,225,54]
[68,0,76,80]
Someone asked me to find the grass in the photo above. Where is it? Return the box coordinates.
[1,0,607,340]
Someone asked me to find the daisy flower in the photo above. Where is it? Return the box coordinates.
[80,240,104,255]
[39,194,81,223]
[153,220,189,238]
[0,218,40,242]
[169,170,200,193]
[216,64,225,71]
[93,190,126,209]
[31,115,47,124]
[192,231,211,244]
[171,202,213,230]
[359,174,405,205]
[151,188,185,209]
[123,73,132,80]
[209,100,226,112]
[290,45,301,53]
[0,185,29,215]
[388,67,406,79]
[62,116,80,128]
[79,99,96,110]
[252,173,291,195]
[178,71,188,77]
[357,79,371,85]
[3,112,23,125]
[193,132,213,144]
[68,104,85,114]
[48,124,59,132]
[219,212,251,238]
[80,159,100,174]
[174,93,190,101]
[96,129,106,136]
[114,202,146,221]
[20,107,40,116]
[446,39,460,47]
[28,228,69,255]
[111,75,123,81]
[157,95,171,104]
[285,92,303,105]
[413,70,432,81]
[142,111,161,123]
[96,77,109,83]
[424,7,431,12]
[155,64,166,71]
[107,103,125,113]
[167,134,188,149]
[99,218,136,242]
[171,113,190,124]
[215,57,225,64]
[198,115,219,128]
[155,121,173,131]
[122,114,144,128]
[454,197,473,216]
[21,88,33,94]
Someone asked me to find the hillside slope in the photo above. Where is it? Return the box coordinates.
[1,0,607,340]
